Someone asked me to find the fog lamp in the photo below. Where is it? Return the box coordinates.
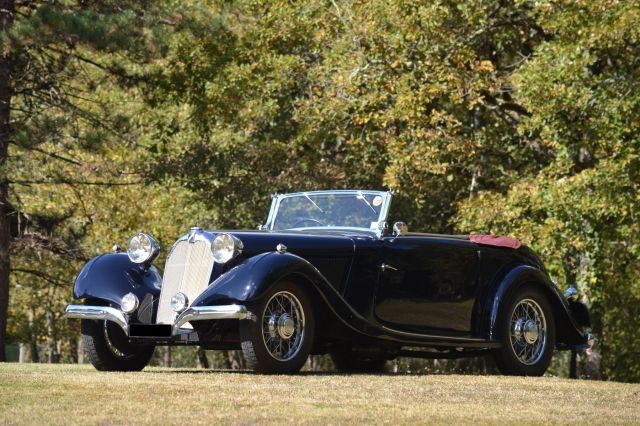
[171,292,188,312]
[121,292,139,314]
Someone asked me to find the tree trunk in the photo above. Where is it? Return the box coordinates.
[585,347,601,380]
[68,336,78,363]
[569,350,578,379]
[196,348,209,369]
[222,350,243,370]
[0,0,15,363]
[77,337,84,364]
[28,308,39,362]
[45,308,59,363]
[164,346,171,367]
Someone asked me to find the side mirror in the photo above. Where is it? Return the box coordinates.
[393,221,408,236]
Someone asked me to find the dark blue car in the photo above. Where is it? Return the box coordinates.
[65,190,592,374]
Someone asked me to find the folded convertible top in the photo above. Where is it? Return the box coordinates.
[468,234,522,249]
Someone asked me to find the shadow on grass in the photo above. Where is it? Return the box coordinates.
[142,368,458,377]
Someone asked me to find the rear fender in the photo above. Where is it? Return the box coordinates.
[485,265,587,346]
[73,253,162,321]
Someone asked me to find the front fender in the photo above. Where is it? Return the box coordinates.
[192,251,336,306]
[73,253,162,319]
[485,265,587,346]
[191,251,382,336]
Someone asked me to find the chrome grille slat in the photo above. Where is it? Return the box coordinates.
[156,237,215,325]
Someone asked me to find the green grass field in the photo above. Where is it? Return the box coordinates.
[1,363,639,425]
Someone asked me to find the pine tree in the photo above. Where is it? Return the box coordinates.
[0,0,14,361]
[0,0,171,360]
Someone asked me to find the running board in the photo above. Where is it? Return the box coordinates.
[398,348,491,360]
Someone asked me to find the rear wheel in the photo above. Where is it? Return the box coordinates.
[492,285,555,376]
[331,349,388,373]
[81,320,155,371]
[240,280,315,374]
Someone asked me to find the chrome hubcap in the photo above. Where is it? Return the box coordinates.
[510,299,547,365]
[513,319,540,344]
[262,291,305,361]
[277,314,295,339]
[266,313,296,340]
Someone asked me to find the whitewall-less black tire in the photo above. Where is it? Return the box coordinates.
[492,285,555,376]
[81,319,155,371]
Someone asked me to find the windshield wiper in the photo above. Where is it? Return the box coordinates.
[303,192,325,214]
[356,191,377,215]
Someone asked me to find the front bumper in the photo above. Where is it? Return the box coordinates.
[64,304,250,336]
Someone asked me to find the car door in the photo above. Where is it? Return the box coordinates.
[374,235,480,333]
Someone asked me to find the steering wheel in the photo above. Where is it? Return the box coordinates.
[292,218,325,228]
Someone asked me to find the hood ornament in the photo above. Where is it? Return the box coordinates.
[188,227,203,243]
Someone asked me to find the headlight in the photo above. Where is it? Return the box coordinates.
[127,233,160,264]
[170,292,188,312]
[212,233,243,264]
[121,292,139,313]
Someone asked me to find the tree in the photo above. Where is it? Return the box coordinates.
[2,0,638,381]
[0,0,175,360]
[146,0,640,380]
[0,0,14,361]
[146,0,546,232]
[455,0,640,381]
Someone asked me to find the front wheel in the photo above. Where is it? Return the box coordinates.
[81,320,155,371]
[240,280,315,374]
[492,285,556,376]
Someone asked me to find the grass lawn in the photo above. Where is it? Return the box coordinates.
[1,363,639,425]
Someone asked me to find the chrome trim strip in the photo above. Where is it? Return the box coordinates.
[263,194,279,230]
[166,227,217,259]
[65,304,251,337]
[381,325,492,342]
[377,191,393,238]
[64,305,129,334]
[172,305,250,335]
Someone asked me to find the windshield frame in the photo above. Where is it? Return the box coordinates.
[264,190,393,238]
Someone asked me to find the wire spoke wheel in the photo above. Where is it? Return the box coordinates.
[240,281,315,373]
[509,298,547,365]
[261,291,305,361]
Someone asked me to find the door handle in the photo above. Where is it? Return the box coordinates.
[380,263,398,272]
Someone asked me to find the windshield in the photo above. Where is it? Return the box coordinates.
[268,190,391,231]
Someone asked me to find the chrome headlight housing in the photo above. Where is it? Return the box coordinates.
[212,233,243,264]
[127,232,160,264]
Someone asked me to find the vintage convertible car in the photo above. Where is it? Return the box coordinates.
[65,189,592,375]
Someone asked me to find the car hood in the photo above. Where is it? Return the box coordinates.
[220,229,359,258]
[213,230,363,291]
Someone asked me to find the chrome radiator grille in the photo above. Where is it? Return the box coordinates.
[156,238,215,325]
